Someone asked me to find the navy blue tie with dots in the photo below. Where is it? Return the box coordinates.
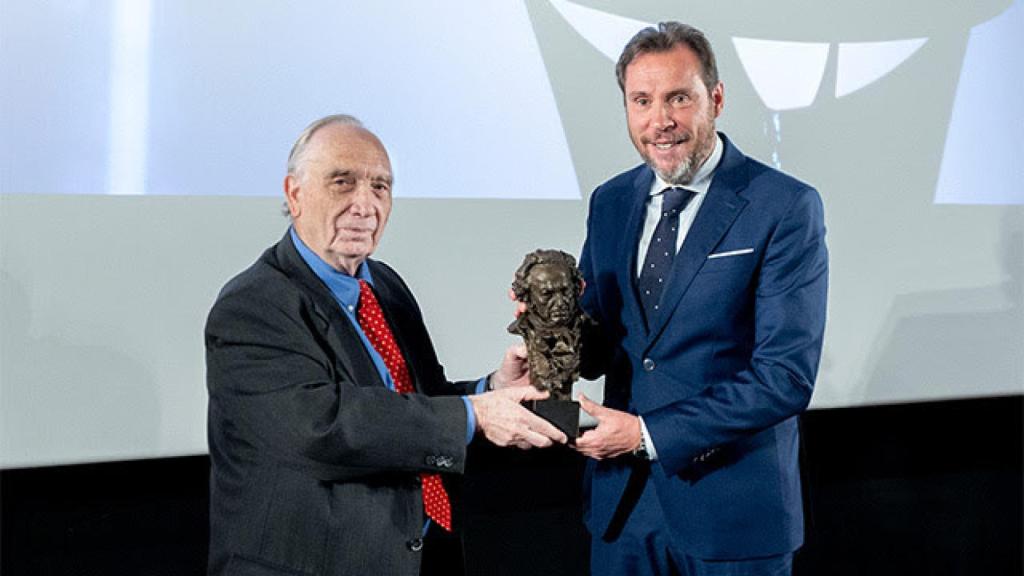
[638,187,695,322]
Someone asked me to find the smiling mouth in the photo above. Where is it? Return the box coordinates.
[650,137,687,152]
[648,133,689,151]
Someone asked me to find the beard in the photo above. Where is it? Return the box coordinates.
[638,100,719,185]
[649,124,716,185]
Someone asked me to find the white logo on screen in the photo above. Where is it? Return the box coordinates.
[548,0,926,110]
[546,0,1023,205]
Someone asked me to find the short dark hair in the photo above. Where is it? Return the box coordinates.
[615,22,719,95]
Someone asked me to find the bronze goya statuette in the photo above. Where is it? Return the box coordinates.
[508,249,591,410]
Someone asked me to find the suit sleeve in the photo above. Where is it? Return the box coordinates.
[205,282,468,483]
[644,187,828,476]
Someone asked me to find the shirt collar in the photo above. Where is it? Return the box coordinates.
[289,227,372,312]
[650,132,724,198]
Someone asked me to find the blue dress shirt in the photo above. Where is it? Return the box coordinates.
[289,228,481,443]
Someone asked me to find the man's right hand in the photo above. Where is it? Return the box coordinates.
[469,386,568,449]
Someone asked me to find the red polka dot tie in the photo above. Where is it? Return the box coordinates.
[357,279,452,531]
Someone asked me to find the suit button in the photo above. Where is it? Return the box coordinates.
[642,358,655,371]
[407,538,424,552]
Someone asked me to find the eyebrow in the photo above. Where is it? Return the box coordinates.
[325,169,352,182]
[324,169,392,185]
[666,88,693,99]
[626,88,693,100]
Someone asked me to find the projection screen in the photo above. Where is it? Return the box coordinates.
[1,0,1021,467]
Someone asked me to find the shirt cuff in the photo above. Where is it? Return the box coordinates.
[638,416,659,461]
[461,396,477,445]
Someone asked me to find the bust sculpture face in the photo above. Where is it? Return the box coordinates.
[525,263,576,328]
[508,250,587,400]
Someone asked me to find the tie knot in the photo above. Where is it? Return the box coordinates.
[358,277,373,299]
[357,279,380,317]
[661,187,693,214]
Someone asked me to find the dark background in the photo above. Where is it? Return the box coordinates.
[3,395,1021,575]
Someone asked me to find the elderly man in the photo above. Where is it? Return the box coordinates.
[205,114,566,576]
[571,22,828,576]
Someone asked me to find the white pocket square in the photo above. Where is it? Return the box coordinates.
[707,248,754,259]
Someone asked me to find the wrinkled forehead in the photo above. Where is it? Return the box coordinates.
[306,124,393,178]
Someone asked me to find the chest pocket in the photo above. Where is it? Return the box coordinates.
[699,248,758,275]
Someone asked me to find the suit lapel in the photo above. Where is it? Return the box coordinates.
[275,234,374,388]
[622,168,656,328]
[646,137,750,343]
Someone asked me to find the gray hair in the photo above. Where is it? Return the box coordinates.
[286,114,364,176]
[615,22,719,95]
[282,114,366,218]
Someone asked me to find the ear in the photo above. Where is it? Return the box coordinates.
[711,81,725,118]
[284,174,301,218]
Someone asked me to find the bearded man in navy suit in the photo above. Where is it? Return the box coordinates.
[571,22,828,576]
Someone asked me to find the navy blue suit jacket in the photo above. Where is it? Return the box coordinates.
[578,134,828,559]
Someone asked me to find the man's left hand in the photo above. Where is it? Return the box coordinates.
[573,394,642,460]
[489,343,531,390]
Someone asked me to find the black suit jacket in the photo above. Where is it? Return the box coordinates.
[206,232,475,576]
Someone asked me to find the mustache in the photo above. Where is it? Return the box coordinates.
[643,131,692,145]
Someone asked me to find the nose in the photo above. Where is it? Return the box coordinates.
[653,102,676,131]
[349,182,376,216]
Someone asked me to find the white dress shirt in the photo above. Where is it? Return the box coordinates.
[636,134,724,276]
[635,134,724,460]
